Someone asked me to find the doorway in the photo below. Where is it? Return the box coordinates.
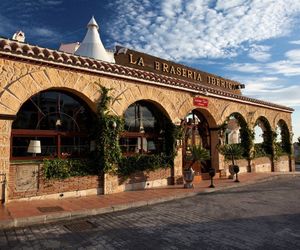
[183,110,211,175]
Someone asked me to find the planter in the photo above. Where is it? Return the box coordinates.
[232,165,240,182]
[228,165,235,179]
[183,168,195,188]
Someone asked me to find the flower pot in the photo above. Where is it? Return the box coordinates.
[228,165,235,179]
[233,165,240,174]
[183,168,195,188]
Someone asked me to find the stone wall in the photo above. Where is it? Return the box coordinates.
[251,157,272,173]
[274,155,290,172]
[8,163,103,201]
[104,167,172,195]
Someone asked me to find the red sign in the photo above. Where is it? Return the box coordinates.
[193,97,209,107]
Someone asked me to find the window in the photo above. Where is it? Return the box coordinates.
[11,90,94,160]
[120,101,166,155]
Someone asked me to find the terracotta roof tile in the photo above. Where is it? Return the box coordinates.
[0,37,293,112]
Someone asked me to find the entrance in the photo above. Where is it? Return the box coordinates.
[183,110,211,175]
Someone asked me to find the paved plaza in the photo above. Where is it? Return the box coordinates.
[0,175,299,249]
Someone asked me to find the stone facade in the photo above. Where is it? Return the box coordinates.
[8,163,104,201]
[0,51,294,202]
[104,167,172,195]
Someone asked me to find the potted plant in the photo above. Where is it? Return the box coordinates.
[218,144,243,181]
[184,145,210,188]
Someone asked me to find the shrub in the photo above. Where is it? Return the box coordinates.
[43,158,97,180]
[118,154,171,178]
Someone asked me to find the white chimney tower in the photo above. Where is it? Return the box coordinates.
[75,16,115,63]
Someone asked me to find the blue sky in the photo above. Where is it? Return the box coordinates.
[0,0,299,141]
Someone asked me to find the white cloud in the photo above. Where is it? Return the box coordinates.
[289,40,300,45]
[240,77,300,107]
[226,50,300,77]
[266,60,300,76]
[285,49,300,62]
[108,0,300,61]
[225,63,263,73]
[236,74,300,143]
[248,45,271,62]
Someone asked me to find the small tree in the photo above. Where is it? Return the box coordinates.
[218,144,243,166]
[187,145,210,169]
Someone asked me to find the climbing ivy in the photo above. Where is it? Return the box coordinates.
[279,122,292,155]
[239,122,254,159]
[94,86,124,173]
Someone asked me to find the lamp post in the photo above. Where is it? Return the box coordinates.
[208,167,216,188]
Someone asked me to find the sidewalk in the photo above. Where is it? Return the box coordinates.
[0,172,299,229]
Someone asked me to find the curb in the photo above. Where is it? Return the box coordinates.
[1,173,299,229]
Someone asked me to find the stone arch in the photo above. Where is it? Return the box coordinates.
[251,110,269,128]
[223,112,252,158]
[253,116,274,157]
[276,119,292,155]
[1,68,100,115]
[254,116,272,131]
[121,98,171,121]
[273,112,292,132]
[184,107,218,128]
[181,106,219,172]
[178,96,220,127]
[220,103,248,124]
[111,84,179,122]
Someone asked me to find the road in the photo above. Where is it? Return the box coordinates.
[0,175,300,249]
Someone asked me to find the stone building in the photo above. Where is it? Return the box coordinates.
[0,18,294,203]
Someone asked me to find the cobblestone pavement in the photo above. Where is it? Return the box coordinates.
[0,175,300,250]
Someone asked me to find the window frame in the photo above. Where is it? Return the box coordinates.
[11,129,88,160]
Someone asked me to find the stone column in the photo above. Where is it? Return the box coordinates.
[173,147,183,184]
[0,120,12,203]
[104,173,125,194]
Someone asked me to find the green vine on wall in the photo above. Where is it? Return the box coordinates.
[43,158,97,179]
[94,86,124,173]
[239,122,254,159]
[279,122,292,155]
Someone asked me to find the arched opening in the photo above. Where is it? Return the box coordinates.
[223,113,252,158]
[253,116,273,158]
[224,116,241,144]
[183,109,213,174]
[120,100,172,156]
[276,120,292,155]
[11,89,95,159]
